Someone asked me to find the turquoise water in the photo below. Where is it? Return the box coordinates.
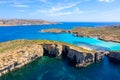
[0,22,120,50]
[0,22,120,80]
[0,56,120,80]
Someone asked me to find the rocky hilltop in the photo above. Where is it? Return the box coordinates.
[40,26,120,43]
[0,40,104,76]
[0,19,57,26]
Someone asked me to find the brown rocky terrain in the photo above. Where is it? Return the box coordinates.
[71,26,120,43]
[0,19,57,26]
[40,26,120,43]
[41,28,67,33]
[0,40,104,76]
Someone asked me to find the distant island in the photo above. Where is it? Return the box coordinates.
[40,26,120,43]
[0,19,57,26]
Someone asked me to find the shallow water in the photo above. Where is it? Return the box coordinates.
[0,22,120,50]
[0,22,120,80]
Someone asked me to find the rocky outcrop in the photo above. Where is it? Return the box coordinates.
[42,44,104,67]
[94,52,104,62]
[42,44,63,57]
[66,49,104,67]
[0,44,43,76]
[108,51,120,62]
[0,40,105,76]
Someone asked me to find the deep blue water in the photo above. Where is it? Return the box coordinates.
[0,22,120,80]
[0,22,120,50]
[1,56,120,80]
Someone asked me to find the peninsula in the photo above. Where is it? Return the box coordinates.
[40,26,120,64]
[40,26,120,43]
[0,19,57,26]
[0,40,104,76]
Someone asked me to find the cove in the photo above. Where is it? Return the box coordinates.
[0,22,120,80]
[0,56,120,80]
[0,22,120,50]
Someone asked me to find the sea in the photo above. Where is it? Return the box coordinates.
[0,22,120,80]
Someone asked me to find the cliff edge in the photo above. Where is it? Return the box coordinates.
[0,40,104,76]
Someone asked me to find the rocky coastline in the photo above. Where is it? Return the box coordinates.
[40,26,120,64]
[108,51,120,62]
[0,19,58,26]
[40,26,120,43]
[0,40,105,76]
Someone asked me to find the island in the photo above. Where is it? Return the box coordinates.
[0,40,104,76]
[0,19,57,26]
[40,26,120,43]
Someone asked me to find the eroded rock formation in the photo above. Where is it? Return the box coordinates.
[108,51,120,62]
[0,44,43,76]
[42,44,63,57]
[0,40,105,76]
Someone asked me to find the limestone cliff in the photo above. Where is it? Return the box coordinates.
[108,51,120,62]
[0,44,43,76]
[0,40,105,76]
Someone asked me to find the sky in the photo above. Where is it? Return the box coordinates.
[0,0,120,22]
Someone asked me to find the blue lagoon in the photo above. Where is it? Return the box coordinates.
[0,22,120,80]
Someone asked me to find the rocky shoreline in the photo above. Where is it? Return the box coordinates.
[40,26,120,64]
[108,51,120,62]
[40,26,120,43]
[0,40,105,76]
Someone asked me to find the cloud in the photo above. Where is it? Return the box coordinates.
[50,12,72,16]
[39,0,48,3]
[30,2,82,16]
[98,0,115,3]
[0,0,29,8]
[50,2,80,12]
[11,1,29,8]
[34,1,81,13]
[12,4,29,8]
[0,1,12,4]
[39,0,50,4]
[50,7,83,16]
